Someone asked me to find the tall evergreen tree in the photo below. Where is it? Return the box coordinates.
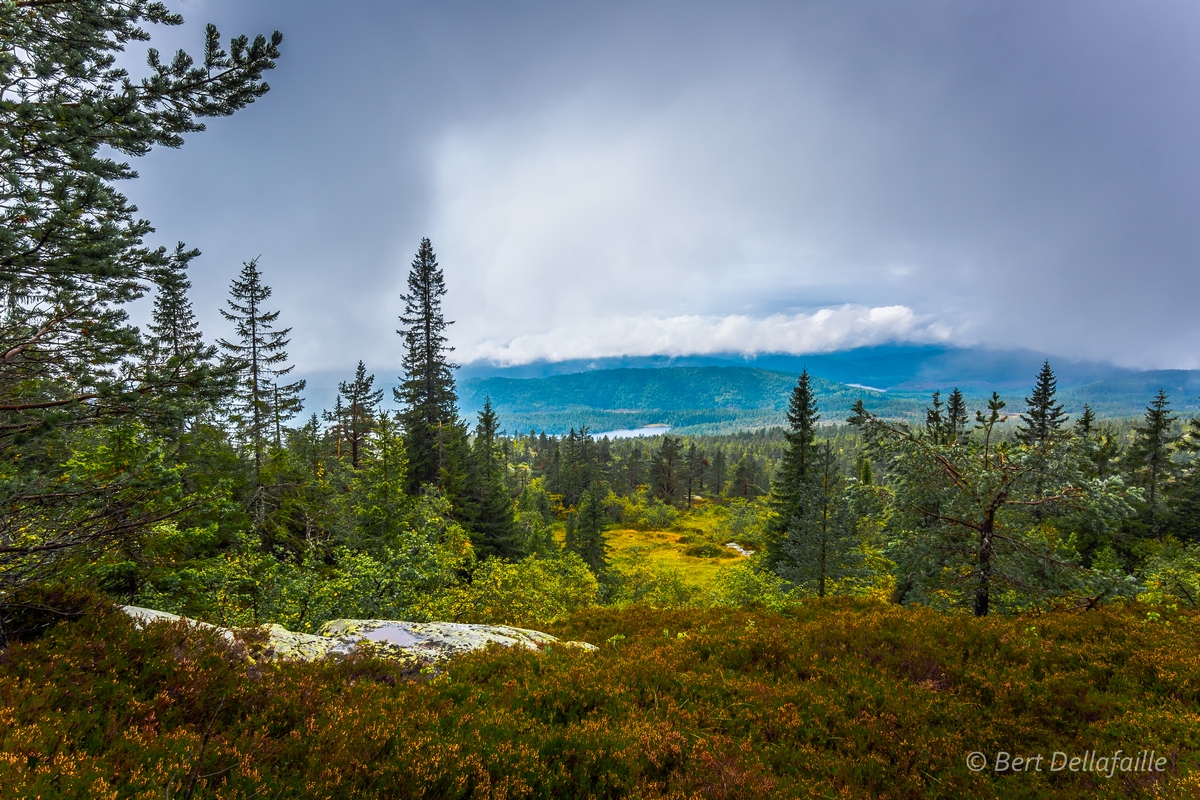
[774,442,861,597]
[143,243,224,435]
[651,435,683,505]
[217,258,304,479]
[1017,361,1068,444]
[569,481,610,575]
[711,449,727,496]
[1128,389,1179,521]
[925,390,946,444]
[946,388,968,443]
[684,441,707,506]
[626,443,646,491]
[465,398,519,559]
[0,3,281,592]
[768,371,820,563]
[394,238,464,494]
[335,360,383,468]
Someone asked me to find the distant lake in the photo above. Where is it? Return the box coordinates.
[594,424,672,439]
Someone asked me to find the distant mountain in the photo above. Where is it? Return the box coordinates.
[459,363,1200,436]
[298,346,1199,435]
[457,344,1131,391]
[462,366,916,435]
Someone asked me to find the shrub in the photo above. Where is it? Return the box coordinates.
[684,542,735,559]
[427,553,600,627]
[2,601,1198,798]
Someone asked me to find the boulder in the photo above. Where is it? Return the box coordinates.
[119,606,596,668]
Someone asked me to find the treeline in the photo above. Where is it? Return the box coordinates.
[3,2,1199,639]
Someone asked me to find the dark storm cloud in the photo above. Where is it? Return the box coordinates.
[123,1,1200,376]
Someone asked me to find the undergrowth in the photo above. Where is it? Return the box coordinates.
[1,598,1197,798]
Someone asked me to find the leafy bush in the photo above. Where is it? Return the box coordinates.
[683,542,735,559]
[428,553,600,627]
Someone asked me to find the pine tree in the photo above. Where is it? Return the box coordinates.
[626,443,646,491]
[217,258,305,479]
[711,449,727,496]
[466,398,519,559]
[684,441,706,508]
[335,361,383,468]
[394,238,464,494]
[0,4,281,591]
[730,454,762,498]
[1017,361,1068,445]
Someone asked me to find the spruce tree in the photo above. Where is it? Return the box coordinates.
[217,258,305,479]
[946,388,968,443]
[775,442,861,597]
[465,398,519,559]
[335,360,383,468]
[768,370,820,565]
[1128,389,1179,517]
[1017,361,1068,445]
[651,435,682,505]
[925,390,945,444]
[143,243,224,435]
[394,238,464,494]
[570,481,610,575]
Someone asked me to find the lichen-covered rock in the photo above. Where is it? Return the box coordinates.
[318,619,597,664]
[119,606,596,667]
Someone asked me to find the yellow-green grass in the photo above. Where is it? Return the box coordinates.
[608,525,745,589]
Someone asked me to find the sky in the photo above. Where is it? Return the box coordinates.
[123,0,1200,381]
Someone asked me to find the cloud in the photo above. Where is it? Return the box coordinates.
[460,305,953,365]
[123,1,1200,375]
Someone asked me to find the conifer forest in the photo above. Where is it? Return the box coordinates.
[1,3,1198,798]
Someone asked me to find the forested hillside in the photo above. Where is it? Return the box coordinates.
[460,364,1200,435]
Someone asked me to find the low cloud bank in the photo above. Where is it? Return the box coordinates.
[459,304,953,366]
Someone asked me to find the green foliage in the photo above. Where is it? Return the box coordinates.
[771,442,865,598]
[850,395,1135,616]
[1138,538,1200,607]
[464,398,519,559]
[395,238,463,495]
[1017,361,1068,445]
[1,1,281,596]
[428,553,599,627]
[218,257,305,479]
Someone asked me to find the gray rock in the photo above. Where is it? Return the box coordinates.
[119,606,596,667]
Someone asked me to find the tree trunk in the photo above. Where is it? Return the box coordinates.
[974,515,994,617]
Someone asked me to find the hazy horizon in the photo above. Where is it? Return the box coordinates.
[122,1,1200,374]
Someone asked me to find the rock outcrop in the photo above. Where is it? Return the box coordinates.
[120,606,596,668]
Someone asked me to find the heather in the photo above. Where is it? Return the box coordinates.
[2,598,1198,799]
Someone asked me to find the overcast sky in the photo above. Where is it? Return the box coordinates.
[124,0,1200,377]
